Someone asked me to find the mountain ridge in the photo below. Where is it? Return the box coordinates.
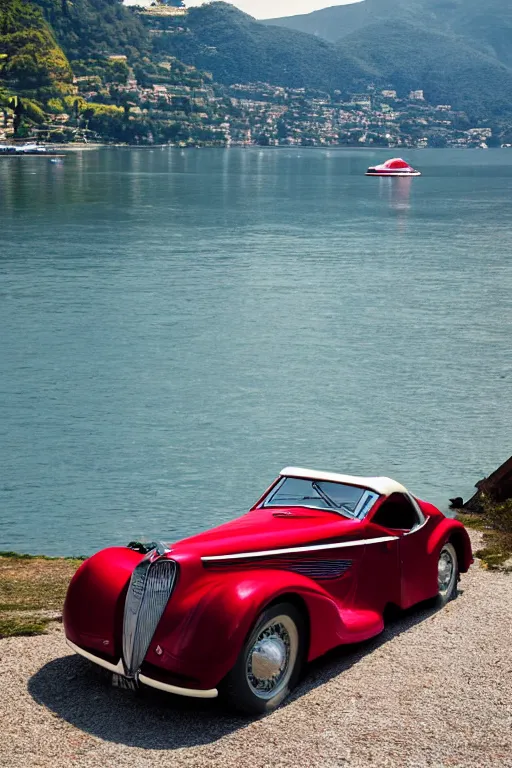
[155,1,512,120]
[336,18,512,119]
[155,2,371,92]
[261,0,512,119]
[264,0,512,66]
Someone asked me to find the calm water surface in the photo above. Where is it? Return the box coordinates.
[0,148,511,555]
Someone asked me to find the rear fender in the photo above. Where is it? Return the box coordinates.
[427,519,473,572]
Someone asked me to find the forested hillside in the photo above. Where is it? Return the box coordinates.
[157,2,370,92]
[265,0,512,59]
[30,0,150,61]
[0,0,220,143]
[265,0,409,42]
[150,1,512,120]
[0,0,73,97]
[336,19,512,120]
[265,0,512,108]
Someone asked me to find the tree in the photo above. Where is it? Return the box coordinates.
[428,134,448,148]
[276,119,288,139]
[105,59,129,86]
[11,95,23,134]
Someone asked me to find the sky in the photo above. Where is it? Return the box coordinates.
[125,1,361,20]
[185,1,359,18]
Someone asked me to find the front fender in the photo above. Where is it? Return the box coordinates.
[63,547,142,658]
[148,569,345,689]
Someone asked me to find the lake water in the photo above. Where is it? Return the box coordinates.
[0,148,511,556]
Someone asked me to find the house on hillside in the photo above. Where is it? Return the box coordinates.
[142,0,187,15]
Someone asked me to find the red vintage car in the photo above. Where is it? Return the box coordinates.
[64,467,472,714]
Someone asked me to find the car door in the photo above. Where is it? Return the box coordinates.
[358,516,401,613]
[398,514,436,607]
[366,493,432,610]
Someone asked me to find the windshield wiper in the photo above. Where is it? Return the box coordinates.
[311,483,356,518]
[311,482,337,509]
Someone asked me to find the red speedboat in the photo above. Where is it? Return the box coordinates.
[366,158,421,177]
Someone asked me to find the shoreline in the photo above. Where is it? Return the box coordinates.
[2,142,509,152]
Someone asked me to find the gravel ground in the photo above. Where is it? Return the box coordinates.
[1,533,511,768]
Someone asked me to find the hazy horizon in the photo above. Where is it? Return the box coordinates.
[123,1,362,19]
[186,0,360,18]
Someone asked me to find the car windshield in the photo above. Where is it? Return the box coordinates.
[260,477,379,519]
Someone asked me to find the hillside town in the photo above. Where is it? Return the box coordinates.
[224,83,496,149]
[0,70,501,149]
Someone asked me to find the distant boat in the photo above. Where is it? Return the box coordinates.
[366,158,421,177]
[0,143,64,157]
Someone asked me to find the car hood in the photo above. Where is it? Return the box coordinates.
[169,507,364,560]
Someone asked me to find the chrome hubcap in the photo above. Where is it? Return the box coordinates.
[246,616,298,700]
[438,549,454,593]
[251,636,287,681]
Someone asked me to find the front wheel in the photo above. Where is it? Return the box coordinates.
[437,542,458,604]
[220,602,306,715]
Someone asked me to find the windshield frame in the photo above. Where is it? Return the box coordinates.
[259,476,380,520]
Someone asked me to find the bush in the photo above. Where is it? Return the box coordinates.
[483,496,512,535]
[464,493,512,570]
[46,97,64,112]
[23,98,45,122]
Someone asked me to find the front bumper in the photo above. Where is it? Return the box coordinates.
[65,638,218,699]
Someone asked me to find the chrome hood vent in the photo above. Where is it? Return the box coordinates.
[122,544,177,678]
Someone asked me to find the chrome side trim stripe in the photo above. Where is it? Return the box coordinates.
[66,638,218,699]
[201,536,399,562]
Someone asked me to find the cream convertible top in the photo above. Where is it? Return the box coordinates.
[280,467,409,497]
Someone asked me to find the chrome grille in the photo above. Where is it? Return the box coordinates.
[122,557,177,678]
[131,569,147,599]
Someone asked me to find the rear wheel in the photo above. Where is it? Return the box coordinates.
[437,542,458,604]
[220,602,305,715]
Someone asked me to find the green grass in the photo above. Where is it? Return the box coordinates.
[0,552,83,638]
[457,504,512,572]
[0,616,53,638]
[455,512,490,532]
[0,550,86,560]
[474,541,512,570]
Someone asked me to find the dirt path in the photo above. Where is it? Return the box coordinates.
[1,540,511,768]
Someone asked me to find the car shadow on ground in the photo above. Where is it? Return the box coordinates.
[27,592,459,750]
